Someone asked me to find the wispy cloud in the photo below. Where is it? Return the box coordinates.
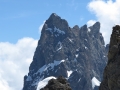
[2,11,36,20]
[12,13,29,19]
[66,0,79,10]
[80,17,84,21]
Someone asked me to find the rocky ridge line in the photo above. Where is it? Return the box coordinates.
[23,13,107,90]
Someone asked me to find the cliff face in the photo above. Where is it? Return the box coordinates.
[23,13,107,90]
[99,25,120,90]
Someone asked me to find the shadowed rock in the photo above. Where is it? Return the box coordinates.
[99,25,120,90]
[40,76,72,90]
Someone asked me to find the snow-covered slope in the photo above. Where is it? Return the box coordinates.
[36,76,56,90]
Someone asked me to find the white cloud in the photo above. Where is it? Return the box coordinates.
[0,74,13,90]
[39,21,45,34]
[0,37,37,90]
[88,0,120,44]
[87,20,96,27]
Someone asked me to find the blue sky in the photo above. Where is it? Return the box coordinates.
[0,0,120,90]
[0,0,95,43]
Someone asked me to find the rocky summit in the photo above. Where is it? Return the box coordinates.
[40,76,72,90]
[23,13,107,90]
[99,25,120,90]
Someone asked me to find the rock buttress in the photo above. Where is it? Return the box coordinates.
[99,25,120,90]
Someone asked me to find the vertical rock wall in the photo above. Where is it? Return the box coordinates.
[99,25,120,90]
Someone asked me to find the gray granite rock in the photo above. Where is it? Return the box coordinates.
[23,13,107,90]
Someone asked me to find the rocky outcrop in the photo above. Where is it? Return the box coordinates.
[99,25,120,90]
[23,13,107,90]
[40,76,72,90]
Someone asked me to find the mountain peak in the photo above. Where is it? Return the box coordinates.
[89,21,100,34]
[23,13,107,90]
[40,13,69,43]
[94,22,100,26]
[93,22,100,30]
[47,13,60,21]
[45,13,69,30]
[51,13,58,17]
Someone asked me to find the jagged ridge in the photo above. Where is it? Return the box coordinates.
[23,13,107,90]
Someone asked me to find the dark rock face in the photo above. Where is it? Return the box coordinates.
[23,13,107,90]
[99,25,120,90]
[40,76,72,90]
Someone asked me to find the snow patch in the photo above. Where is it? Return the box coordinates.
[91,77,101,89]
[55,69,58,73]
[76,48,79,51]
[74,58,77,62]
[92,70,97,76]
[54,13,58,16]
[36,76,56,90]
[88,28,91,32]
[67,70,73,78]
[36,60,65,75]
[46,27,65,36]
[54,27,65,35]
[75,54,79,58]
[46,28,52,33]
[26,76,32,81]
[103,55,106,57]
[32,76,44,86]
[85,46,88,49]
[85,39,87,41]
[57,41,62,51]
[68,38,73,42]
[78,78,81,82]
